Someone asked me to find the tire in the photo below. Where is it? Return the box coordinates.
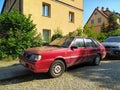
[92,54,101,66]
[48,60,65,78]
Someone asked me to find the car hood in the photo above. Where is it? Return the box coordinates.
[25,46,62,54]
[102,42,120,46]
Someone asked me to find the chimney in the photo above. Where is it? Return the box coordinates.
[101,7,104,11]
[96,6,99,9]
[106,8,109,11]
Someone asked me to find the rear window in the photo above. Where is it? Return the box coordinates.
[85,39,97,48]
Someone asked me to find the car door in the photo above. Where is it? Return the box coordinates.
[68,38,87,66]
[84,38,98,62]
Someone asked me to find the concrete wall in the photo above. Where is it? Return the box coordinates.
[22,0,83,36]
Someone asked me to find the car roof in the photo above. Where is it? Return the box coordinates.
[69,36,93,39]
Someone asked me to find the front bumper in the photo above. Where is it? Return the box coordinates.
[19,58,52,73]
[105,48,120,56]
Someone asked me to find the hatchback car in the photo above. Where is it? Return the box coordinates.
[20,37,106,78]
[102,36,120,56]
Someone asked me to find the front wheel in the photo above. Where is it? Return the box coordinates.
[48,60,65,78]
[92,54,101,66]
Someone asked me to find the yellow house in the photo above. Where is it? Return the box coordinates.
[85,7,120,34]
[2,0,83,41]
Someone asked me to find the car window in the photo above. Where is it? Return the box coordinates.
[85,39,97,48]
[62,37,74,47]
[105,37,120,42]
[72,38,85,48]
[49,37,74,48]
[93,39,100,47]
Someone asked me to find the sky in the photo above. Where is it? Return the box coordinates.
[84,0,120,24]
[0,0,4,13]
[0,0,120,25]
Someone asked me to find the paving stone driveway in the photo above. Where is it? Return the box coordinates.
[0,60,120,90]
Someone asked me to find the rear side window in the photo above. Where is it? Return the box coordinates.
[85,39,97,48]
[72,38,85,48]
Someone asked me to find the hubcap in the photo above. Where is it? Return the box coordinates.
[54,65,62,74]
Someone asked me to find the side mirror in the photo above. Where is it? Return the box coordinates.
[71,46,78,50]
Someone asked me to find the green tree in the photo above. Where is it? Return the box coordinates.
[107,12,120,32]
[76,27,83,36]
[84,24,98,39]
[0,10,42,60]
[101,22,107,33]
[97,33,107,42]
[107,29,120,36]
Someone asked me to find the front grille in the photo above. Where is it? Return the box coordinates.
[105,46,111,48]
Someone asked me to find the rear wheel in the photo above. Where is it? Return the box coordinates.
[48,60,65,78]
[92,54,101,66]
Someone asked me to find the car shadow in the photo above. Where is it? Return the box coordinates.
[0,72,51,85]
[0,64,51,85]
[68,60,120,90]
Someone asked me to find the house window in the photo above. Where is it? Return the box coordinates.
[91,19,94,24]
[69,12,74,23]
[43,29,51,41]
[42,3,51,17]
[98,18,102,23]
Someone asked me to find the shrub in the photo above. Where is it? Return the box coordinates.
[51,28,63,41]
[97,33,107,42]
[0,11,42,60]
[84,25,98,39]
[68,27,83,37]
[107,29,120,37]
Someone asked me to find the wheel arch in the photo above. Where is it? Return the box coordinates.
[53,58,67,71]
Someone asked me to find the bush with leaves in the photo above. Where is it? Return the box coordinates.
[107,29,120,36]
[97,33,107,42]
[84,25,98,39]
[0,11,42,60]
[51,28,63,41]
[68,27,83,37]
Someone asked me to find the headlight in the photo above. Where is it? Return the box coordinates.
[30,54,42,61]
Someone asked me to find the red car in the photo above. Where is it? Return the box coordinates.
[20,37,106,78]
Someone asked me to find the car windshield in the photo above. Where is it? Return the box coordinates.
[49,37,74,48]
[104,37,120,42]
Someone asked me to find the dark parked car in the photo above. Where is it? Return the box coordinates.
[20,37,106,78]
[102,36,120,56]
